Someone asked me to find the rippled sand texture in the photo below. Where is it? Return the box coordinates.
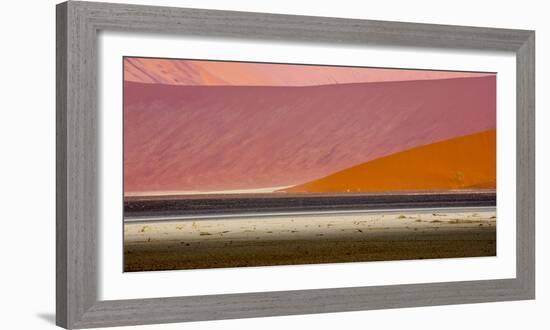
[124,210,496,272]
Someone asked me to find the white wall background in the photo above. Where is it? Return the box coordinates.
[0,0,547,329]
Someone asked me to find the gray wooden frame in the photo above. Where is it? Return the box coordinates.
[56,1,535,328]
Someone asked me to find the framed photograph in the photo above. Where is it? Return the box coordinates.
[56,1,535,328]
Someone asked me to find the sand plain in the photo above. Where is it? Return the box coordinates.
[124,209,496,272]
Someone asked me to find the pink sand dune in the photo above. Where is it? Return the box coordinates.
[124,76,496,194]
[124,57,493,87]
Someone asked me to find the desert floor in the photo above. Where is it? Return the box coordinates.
[124,209,496,272]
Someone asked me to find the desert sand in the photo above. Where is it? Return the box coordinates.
[124,76,495,194]
[284,130,496,193]
[124,209,496,272]
[124,57,493,87]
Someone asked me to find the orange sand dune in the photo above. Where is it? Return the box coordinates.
[283,130,496,193]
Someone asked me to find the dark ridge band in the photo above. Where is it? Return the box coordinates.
[124,191,496,218]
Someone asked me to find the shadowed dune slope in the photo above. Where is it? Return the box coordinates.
[283,130,496,193]
[124,76,495,193]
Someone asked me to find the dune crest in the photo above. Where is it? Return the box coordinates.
[282,130,496,193]
[124,57,494,87]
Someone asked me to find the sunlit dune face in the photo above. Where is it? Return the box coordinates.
[283,130,496,193]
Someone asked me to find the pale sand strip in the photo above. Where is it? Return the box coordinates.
[124,185,293,197]
[124,210,496,244]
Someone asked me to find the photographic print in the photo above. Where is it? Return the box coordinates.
[123,57,496,272]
